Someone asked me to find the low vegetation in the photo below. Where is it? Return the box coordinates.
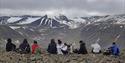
[0,50,125,63]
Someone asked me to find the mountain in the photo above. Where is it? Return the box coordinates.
[0,14,125,48]
[0,14,86,29]
[0,25,23,39]
[1,14,125,29]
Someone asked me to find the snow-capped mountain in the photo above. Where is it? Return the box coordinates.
[0,14,86,29]
[0,14,125,48]
[0,14,125,29]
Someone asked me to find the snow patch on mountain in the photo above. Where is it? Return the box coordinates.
[9,26,20,30]
[73,17,86,23]
[17,17,40,24]
[7,17,22,23]
[115,18,125,24]
[0,14,125,29]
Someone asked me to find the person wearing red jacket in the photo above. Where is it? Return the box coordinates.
[31,41,39,54]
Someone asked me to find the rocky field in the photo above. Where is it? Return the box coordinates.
[0,50,125,63]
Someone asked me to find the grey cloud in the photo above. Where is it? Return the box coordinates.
[0,0,125,16]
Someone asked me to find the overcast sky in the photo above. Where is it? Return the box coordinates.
[0,0,125,17]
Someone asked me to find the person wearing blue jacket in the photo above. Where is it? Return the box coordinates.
[111,42,120,56]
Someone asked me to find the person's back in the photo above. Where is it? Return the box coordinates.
[19,39,30,54]
[103,47,112,55]
[61,43,68,54]
[91,42,101,54]
[67,44,72,53]
[111,42,120,56]
[78,41,88,54]
[6,38,16,52]
[57,39,63,54]
[32,41,39,54]
[72,42,79,53]
[47,39,57,54]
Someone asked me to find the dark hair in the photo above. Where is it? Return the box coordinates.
[51,39,56,44]
[7,38,12,43]
[58,39,62,44]
[79,40,85,45]
[23,39,28,44]
[34,40,37,44]
[112,42,116,45]
[79,40,83,43]
[64,43,67,46]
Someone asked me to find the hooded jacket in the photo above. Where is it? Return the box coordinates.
[111,44,120,56]
[19,41,30,53]
[6,42,16,52]
[91,43,101,53]
[47,42,57,54]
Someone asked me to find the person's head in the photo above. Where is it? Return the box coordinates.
[67,45,70,48]
[79,40,83,44]
[7,38,12,43]
[34,40,37,44]
[23,39,28,44]
[79,40,85,45]
[51,39,56,44]
[58,39,62,45]
[64,43,67,46]
[112,42,116,45]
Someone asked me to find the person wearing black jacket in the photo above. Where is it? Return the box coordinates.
[19,39,31,54]
[6,38,16,52]
[47,39,57,54]
[78,40,88,54]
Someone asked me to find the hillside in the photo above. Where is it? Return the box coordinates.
[0,50,125,63]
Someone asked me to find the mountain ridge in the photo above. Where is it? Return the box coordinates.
[0,14,125,48]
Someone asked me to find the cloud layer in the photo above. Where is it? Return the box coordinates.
[0,0,125,17]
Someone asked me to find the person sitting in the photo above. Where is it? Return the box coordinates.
[67,44,72,54]
[103,47,112,55]
[31,41,42,61]
[110,42,120,56]
[57,39,64,54]
[47,39,57,54]
[19,39,31,54]
[91,42,101,54]
[78,41,88,54]
[61,43,68,55]
[32,40,41,54]
[6,38,16,52]
[72,42,79,53]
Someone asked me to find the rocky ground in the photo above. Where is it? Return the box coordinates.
[0,50,125,63]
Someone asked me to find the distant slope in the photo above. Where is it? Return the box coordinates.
[0,25,23,39]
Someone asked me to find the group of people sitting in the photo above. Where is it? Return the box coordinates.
[47,39,88,55]
[5,38,120,57]
[47,39,120,56]
[6,38,40,54]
